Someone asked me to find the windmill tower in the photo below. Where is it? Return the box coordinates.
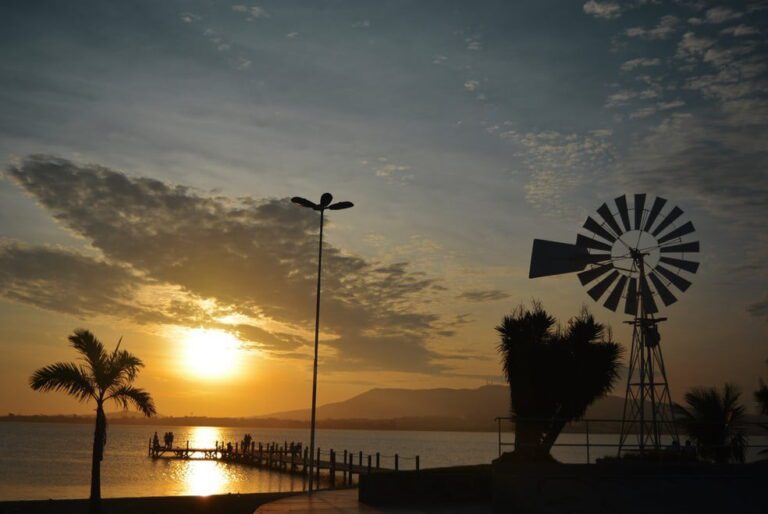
[529,194,700,453]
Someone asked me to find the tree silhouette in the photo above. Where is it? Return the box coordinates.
[30,329,156,513]
[675,384,746,464]
[755,360,768,416]
[496,303,622,459]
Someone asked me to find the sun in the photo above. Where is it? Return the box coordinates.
[181,328,241,380]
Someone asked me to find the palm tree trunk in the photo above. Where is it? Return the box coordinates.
[540,416,568,455]
[90,402,106,514]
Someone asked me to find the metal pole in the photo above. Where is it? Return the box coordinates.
[308,210,324,495]
[638,257,646,454]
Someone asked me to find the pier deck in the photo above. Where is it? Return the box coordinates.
[148,438,418,485]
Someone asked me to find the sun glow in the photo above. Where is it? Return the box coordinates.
[181,328,241,379]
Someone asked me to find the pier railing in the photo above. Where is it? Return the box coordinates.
[495,416,768,463]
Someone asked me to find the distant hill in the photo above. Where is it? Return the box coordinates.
[261,385,630,426]
[3,385,676,432]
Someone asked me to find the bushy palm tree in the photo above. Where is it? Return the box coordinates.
[675,384,746,464]
[30,329,156,513]
[496,303,622,459]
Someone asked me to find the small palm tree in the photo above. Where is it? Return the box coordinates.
[675,384,746,464]
[30,329,156,513]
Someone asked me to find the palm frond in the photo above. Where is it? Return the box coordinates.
[68,329,108,384]
[106,385,156,417]
[755,378,768,416]
[104,347,144,388]
[29,362,95,402]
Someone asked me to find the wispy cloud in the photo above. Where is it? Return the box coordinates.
[232,4,270,20]
[583,0,622,19]
[626,15,678,39]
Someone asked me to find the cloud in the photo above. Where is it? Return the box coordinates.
[0,240,155,321]
[620,57,661,71]
[676,32,716,59]
[5,155,451,373]
[720,24,759,36]
[232,4,270,20]
[704,6,742,24]
[625,15,679,39]
[583,0,622,19]
[498,130,614,216]
[620,113,768,223]
[464,80,480,92]
[457,289,511,302]
[179,12,201,24]
[628,99,685,119]
[747,294,768,321]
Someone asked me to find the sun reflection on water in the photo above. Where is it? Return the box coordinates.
[180,426,230,496]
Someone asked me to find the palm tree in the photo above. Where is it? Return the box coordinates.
[675,384,746,464]
[755,360,768,416]
[496,303,622,459]
[30,329,156,513]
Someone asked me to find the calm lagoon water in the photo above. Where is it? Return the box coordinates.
[1,422,765,500]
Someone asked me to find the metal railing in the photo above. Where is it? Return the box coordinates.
[495,416,768,463]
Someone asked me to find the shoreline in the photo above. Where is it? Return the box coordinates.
[0,491,298,514]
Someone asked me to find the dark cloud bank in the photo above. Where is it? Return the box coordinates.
[2,155,459,373]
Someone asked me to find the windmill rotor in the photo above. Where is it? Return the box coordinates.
[529,194,699,315]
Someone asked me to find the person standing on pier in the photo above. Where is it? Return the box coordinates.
[152,432,160,451]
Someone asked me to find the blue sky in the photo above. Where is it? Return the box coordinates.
[0,0,766,415]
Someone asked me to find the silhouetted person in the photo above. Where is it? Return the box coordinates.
[169,431,174,448]
[152,432,160,450]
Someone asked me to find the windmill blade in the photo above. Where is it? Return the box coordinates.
[588,271,619,301]
[659,256,699,274]
[624,278,638,316]
[651,206,684,237]
[597,203,624,237]
[660,241,699,254]
[529,239,609,278]
[583,216,617,243]
[644,197,667,233]
[577,264,614,285]
[656,221,696,244]
[654,264,692,292]
[576,234,612,252]
[604,275,628,312]
[615,195,632,232]
[634,194,646,230]
[640,274,658,314]
[649,272,677,306]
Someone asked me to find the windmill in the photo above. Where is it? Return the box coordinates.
[529,194,700,453]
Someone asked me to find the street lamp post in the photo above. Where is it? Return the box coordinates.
[291,192,353,495]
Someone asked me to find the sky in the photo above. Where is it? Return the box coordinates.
[0,0,766,417]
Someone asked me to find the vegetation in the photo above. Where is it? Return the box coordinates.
[496,303,622,459]
[675,384,747,464]
[29,329,156,513]
[755,360,768,416]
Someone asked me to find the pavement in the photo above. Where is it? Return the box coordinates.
[253,488,493,513]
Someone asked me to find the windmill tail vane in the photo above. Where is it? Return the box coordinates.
[528,193,700,454]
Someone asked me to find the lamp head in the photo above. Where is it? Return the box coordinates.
[328,201,354,210]
[291,196,319,210]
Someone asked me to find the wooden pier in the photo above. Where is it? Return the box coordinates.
[148,437,419,486]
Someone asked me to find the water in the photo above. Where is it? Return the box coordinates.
[0,422,765,501]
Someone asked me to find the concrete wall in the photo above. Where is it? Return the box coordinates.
[493,461,768,514]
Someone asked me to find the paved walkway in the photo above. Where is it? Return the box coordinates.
[254,488,493,513]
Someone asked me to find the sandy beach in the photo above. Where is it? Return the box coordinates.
[0,491,296,514]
